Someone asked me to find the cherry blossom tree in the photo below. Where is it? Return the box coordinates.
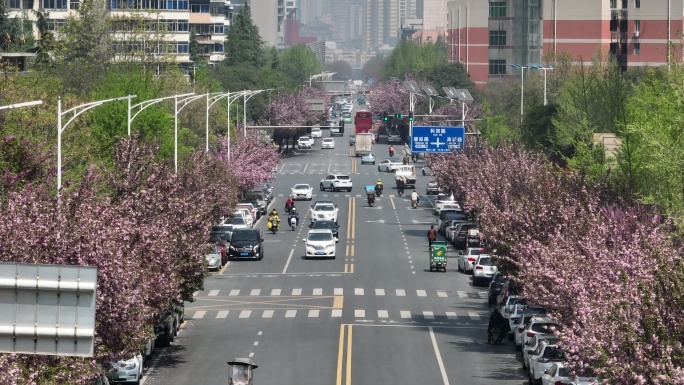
[415,102,483,132]
[367,78,411,115]
[220,132,279,192]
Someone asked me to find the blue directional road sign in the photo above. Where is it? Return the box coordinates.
[410,126,465,153]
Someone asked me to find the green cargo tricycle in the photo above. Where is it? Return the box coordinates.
[429,241,447,272]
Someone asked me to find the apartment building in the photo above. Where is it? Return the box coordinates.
[362,0,406,50]
[446,0,683,84]
[422,0,447,30]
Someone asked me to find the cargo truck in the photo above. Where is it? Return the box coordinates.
[353,133,373,157]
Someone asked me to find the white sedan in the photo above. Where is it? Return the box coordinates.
[311,126,322,138]
[457,248,486,273]
[297,136,314,149]
[309,202,339,224]
[291,184,313,200]
[377,158,403,172]
[107,353,143,384]
[321,138,335,149]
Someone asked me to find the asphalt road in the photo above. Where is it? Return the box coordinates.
[141,116,528,385]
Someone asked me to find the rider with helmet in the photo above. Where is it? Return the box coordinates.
[285,196,295,213]
[288,207,300,227]
[411,189,420,206]
[375,179,384,196]
[268,209,281,230]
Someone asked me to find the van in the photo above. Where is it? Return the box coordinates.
[245,189,268,214]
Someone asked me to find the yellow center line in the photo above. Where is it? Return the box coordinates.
[350,263,354,273]
[351,198,356,240]
[346,196,352,239]
[350,244,354,257]
[333,295,344,309]
[346,325,353,385]
[336,324,345,385]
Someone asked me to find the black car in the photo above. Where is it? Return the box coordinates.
[228,229,264,260]
[487,272,507,305]
[309,220,340,239]
[154,309,176,347]
[453,223,479,249]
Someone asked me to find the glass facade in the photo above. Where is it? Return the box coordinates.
[512,0,541,66]
[489,2,506,18]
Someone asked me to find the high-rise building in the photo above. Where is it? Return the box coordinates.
[423,0,448,30]
[363,0,409,50]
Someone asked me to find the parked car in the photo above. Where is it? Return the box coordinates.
[457,248,486,274]
[309,201,339,224]
[452,223,480,249]
[321,138,335,149]
[320,174,353,192]
[361,153,376,165]
[438,210,467,228]
[522,316,560,350]
[230,216,250,229]
[529,342,565,385]
[291,184,313,200]
[434,193,458,215]
[236,203,259,222]
[426,179,441,195]
[303,229,337,258]
[106,353,143,384]
[207,236,228,265]
[310,126,322,138]
[228,229,263,260]
[540,362,598,385]
[378,158,403,172]
[523,333,559,371]
[244,188,269,215]
[488,272,507,305]
[472,255,497,285]
[309,220,340,239]
[233,210,254,227]
[515,309,550,351]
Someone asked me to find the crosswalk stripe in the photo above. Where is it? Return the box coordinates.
[208,289,220,296]
[478,292,488,298]
[378,310,389,318]
[400,311,412,318]
[331,309,342,317]
[446,311,458,320]
[416,290,427,297]
[313,288,323,296]
[229,289,241,296]
[308,310,320,318]
[457,291,468,298]
[375,288,385,296]
[216,311,229,319]
[193,291,199,297]
[292,288,302,296]
[436,290,448,298]
[193,311,206,319]
[271,289,281,296]
[468,311,481,320]
[396,289,406,296]
[239,310,252,318]
[423,311,435,319]
[285,310,297,318]
[334,288,344,295]
[250,289,261,296]
[355,309,365,318]
[262,310,274,318]
[355,288,364,295]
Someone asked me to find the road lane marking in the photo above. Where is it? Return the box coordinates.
[354,288,364,295]
[390,196,396,210]
[423,311,435,319]
[250,289,261,296]
[216,311,229,319]
[303,162,308,173]
[378,310,389,318]
[350,263,354,273]
[396,289,406,296]
[193,291,199,297]
[193,311,206,319]
[229,289,240,296]
[332,309,342,317]
[355,309,365,318]
[375,288,385,296]
[292,288,302,296]
[262,310,274,318]
[457,291,468,298]
[271,289,281,296]
[346,325,353,385]
[346,197,352,240]
[350,244,354,256]
[239,310,252,318]
[336,325,345,385]
[313,288,323,295]
[344,263,348,273]
[437,290,448,298]
[333,296,344,309]
[282,248,295,273]
[285,310,297,318]
[468,312,481,320]
[351,197,356,240]
[208,290,220,296]
[308,309,320,317]
[416,290,427,297]
[218,261,230,275]
[446,312,458,320]
[429,327,451,385]
[400,311,412,318]
[334,288,344,295]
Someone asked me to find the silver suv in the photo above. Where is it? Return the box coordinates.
[320,174,353,192]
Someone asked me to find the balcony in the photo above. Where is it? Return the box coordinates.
[611,9,627,20]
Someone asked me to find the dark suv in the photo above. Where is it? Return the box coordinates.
[487,272,507,305]
[229,229,264,260]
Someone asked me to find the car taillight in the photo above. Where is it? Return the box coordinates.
[458,231,466,235]
[526,332,535,337]
[468,258,475,262]
[476,266,484,270]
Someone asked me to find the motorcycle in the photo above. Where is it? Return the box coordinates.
[489,327,504,345]
[375,185,383,197]
[397,186,404,196]
[289,216,297,231]
[268,218,280,234]
[411,197,419,208]
[284,202,294,214]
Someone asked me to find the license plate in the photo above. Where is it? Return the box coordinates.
[485,274,493,277]
[315,252,326,255]
[240,252,248,256]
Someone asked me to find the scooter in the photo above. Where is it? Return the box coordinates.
[412,197,419,208]
[397,186,405,197]
[268,219,280,234]
[289,216,297,231]
[489,327,504,345]
[375,186,383,197]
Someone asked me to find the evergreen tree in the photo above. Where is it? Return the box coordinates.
[189,29,203,65]
[0,0,23,52]
[34,11,56,66]
[223,4,263,67]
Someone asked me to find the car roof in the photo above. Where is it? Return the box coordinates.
[232,228,259,234]
[294,184,311,188]
[329,173,350,177]
[313,200,334,206]
[309,229,334,234]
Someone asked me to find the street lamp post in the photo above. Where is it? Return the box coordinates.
[128,93,194,136]
[174,93,206,173]
[510,64,529,124]
[309,71,335,87]
[0,100,43,110]
[58,95,136,192]
[205,91,229,152]
[243,89,274,135]
[531,65,554,106]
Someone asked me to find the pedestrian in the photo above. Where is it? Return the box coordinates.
[427,225,438,248]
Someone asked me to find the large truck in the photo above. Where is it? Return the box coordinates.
[395,165,417,188]
[353,133,373,157]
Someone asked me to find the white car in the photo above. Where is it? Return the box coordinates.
[541,363,598,385]
[311,126,322,138]
[321,138,335,149]
[297,136,314,149]
[434,193,458,214]
[309,201,339,224]
[377,158,403,172]
[320,174,352,192]
[421,166,432,176]
[524,333,559,372]
[233,210,253,227]
[291,184,313,200]
[472,255,498,286]
[205,243,223,271]
[229,216,250,229]
[303,229,337,258]
[107,353,143,384]
[529,342,565,385]
[436,203,461,217]
[457,247,486,273]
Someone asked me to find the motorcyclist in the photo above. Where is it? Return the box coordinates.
[411,190,420,206]
[375,179,383,196]
[411,153,418,163]
[288,207,300,227]
[487,308,506,344]
[427,224,437,247]
[389,145,395,157]
[285,196,295,213]
[403,154,410,165]
[268,210,281,230]
[396,177,405,196]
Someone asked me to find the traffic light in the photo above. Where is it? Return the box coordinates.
[383,112,388,121]
[395,112,403,119]
[408,112,414,121]
[339,121,344,134]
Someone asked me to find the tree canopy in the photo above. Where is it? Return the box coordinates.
[278,44,323,87]
[223,4,263,67]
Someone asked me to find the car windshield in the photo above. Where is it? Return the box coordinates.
[542,347,565,360]
[312,128,321,131]
[468,249,482,255]
[532,323,558,333]
[313,221,336,230]
[316,205,335,211]
[478,257,493,266]
[211,225,233,233]
[537,337,560,347]
[323,139,333,142]
[232,231,259,241]
[337,176,350,180]
[294,184,310,190]
[231,217,245,225]
[308,232,333,241]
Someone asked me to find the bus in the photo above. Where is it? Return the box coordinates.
[354,110,373,134]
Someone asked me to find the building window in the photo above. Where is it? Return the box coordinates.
[42,0,67,9]
[634,20,640,32]
[46,18,66,30]
[489,59,507,75]
[634,42,640,55]
[489,30,506,46]
[635,0,640,8]
[489,2,506,17]
[8,0,21,9]
[610,0,616,8]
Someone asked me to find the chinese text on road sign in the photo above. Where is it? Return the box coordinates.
[410,126,465,153]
